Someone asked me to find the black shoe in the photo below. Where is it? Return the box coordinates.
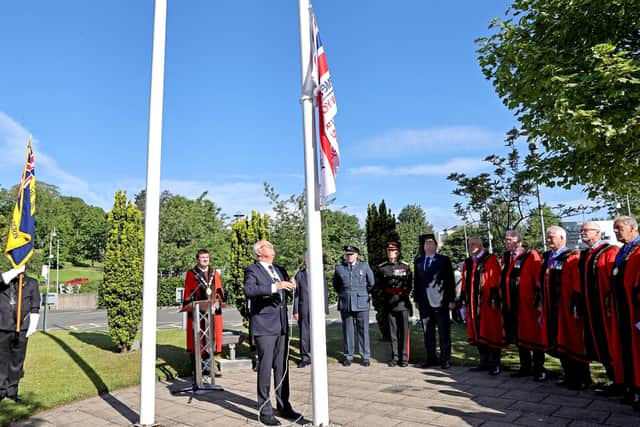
[421,359,439,368]
[388,360,397,367]
[361,359,371,367]
[488,366,501,376]
[595,383,624,397]
[341,359,352,367]
[510,370,532,378]
[440,361,451,369]
[297,361,310,368]
[469,365,487,372]
[259,415,281,426]
[399,361,408,367]
[533,372,547,382]
[8,395,22,404]
[556,379,569,387]
[276,408,301,421]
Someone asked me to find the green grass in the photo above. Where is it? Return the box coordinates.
[39,263,104,294]
[0,322,608,426]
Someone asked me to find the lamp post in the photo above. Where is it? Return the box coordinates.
[56,239,60,295]
[43,227,56,332]
[528,141,547,252]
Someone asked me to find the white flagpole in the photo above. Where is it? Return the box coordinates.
[297,1,330,425]
[139,0,167,425]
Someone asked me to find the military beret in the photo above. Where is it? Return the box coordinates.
[343,245,360,254]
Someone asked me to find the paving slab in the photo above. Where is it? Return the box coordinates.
[14,362,639,426]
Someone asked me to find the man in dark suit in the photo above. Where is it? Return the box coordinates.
[244,240,300,426]
[293,253,329,368]
[413,233,456,369]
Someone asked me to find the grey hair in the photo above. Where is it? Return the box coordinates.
[505,230,522,242]
[546,225,566,240]
[614,216,638,229]
[252,240,272,260]
[582,221,601,231]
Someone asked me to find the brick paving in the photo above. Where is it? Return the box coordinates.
[16,363,639,426]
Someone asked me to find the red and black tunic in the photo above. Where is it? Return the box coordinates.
[461,253,505,349]
[183,267,225,354]
[540,249,584,360]
[608,239,640,389]
[577,243,618,365]
[500,248,544,351]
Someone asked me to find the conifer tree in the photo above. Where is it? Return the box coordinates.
[365,200,399,340]
[228,211,270,326]
[102,190,144,352]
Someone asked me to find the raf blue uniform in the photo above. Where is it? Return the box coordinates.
[333,246,375,365]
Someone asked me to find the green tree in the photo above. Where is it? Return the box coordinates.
[135,190,229,277]
[228,211,270,325]
[397,204,433,261]
[365,200,399,340]
[438,227,478,267]
[522,206,561,252]
[264,183,306,275]
[477,0,640,197]
[102,190,144,352]
[321,208,364,304]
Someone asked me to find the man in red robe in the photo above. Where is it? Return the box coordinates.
[610,216,640,409]
[576,222,620,394]
[182,249,225,365]
[501,230,545,381]
[461,236,505,375]
[539,226,589,390]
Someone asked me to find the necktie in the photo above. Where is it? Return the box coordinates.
[268,265,285,301]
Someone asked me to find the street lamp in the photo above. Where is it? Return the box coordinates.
[43,227,56,331]
[56,239,60,295]
[528,141,547,252]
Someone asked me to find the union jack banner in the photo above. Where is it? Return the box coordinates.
[5,138,36,269]
[307,10,340,201]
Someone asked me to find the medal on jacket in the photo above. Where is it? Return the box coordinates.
[612,267,619,276]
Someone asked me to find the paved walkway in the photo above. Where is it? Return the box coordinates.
[17,363,639,426]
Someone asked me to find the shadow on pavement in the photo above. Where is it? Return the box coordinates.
[44,332,139,424]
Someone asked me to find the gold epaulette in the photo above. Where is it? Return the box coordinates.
[378,261,388,267]
[400,260,410,266]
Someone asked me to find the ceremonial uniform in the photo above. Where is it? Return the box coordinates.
[461,252,505,372]
[182,267,224,354]
[333,246,375,365]
[0,273,40,401]
[501,248,545,378]
[377,258,412,366]
[577,242,618,379]
[540,248,590,387]
[609,237,640,397]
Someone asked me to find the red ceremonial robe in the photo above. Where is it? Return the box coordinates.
[577,243,618,366]
[501,248,545,351]
[183,267,225,354]
[609,240,640,389]
[540,249,585,360]
[462,253,505,349]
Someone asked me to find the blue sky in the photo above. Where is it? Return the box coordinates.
[0,1,592,230]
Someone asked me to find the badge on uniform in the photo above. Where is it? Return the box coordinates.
[612,267,619,276]
[552,260,563,270]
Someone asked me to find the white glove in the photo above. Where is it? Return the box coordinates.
[26,313,39,337]
[1,265,25,284]
[635,321,640,332]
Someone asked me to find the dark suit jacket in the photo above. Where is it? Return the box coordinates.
[413,253,455,318]
[244,262,290,336]
[293,269,329,318]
